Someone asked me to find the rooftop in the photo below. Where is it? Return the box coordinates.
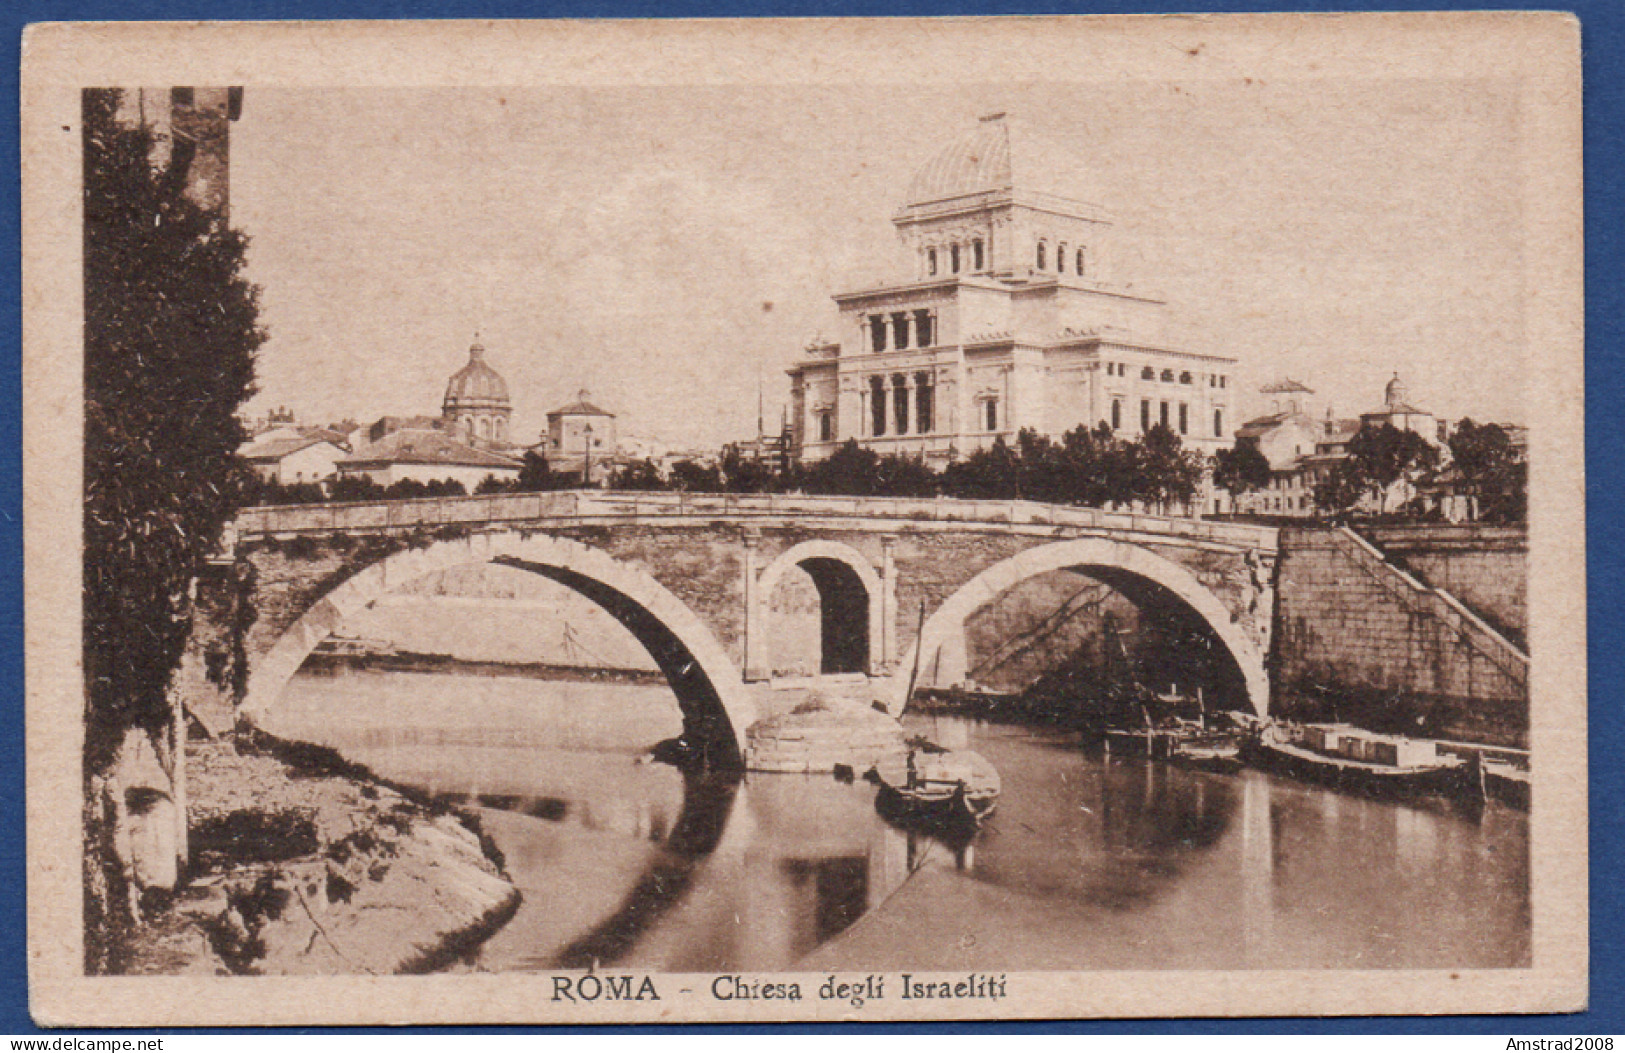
[901,112,1105,211]
[341,428,520,470]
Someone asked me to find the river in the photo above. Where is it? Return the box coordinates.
[266,666,1531,973]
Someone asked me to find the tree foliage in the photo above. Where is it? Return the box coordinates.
[1313,422,1439,517]
[1212,438,1273,498]
[82,88,264,771]
[1447,418,1526,524]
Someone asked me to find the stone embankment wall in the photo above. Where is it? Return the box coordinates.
[1361,525,1527,645]
[1273,527,1529,747]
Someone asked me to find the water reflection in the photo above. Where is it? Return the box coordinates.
[274,668,1530,972]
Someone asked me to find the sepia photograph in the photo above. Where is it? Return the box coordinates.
[21,14,1586,1024]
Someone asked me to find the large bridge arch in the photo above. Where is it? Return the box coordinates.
[754,539,884,677]
[240,531,759,763]
[887,537,1270,717]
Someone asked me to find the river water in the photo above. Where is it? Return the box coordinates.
[267,667,1530,972]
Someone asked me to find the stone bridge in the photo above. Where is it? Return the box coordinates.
[202,491,1280,763]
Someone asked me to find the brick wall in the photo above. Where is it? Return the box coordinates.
[1274,526,1529,747]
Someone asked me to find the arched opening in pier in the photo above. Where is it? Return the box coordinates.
[241,533,756,766]
[757,541,882,679]
[890,538,1268,718]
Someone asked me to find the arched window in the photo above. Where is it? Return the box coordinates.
[1214,409,1224,437]
[818,411,834,442]
[1111,399,1121,431]
[1036,240,1047,271]
[950,244,961,274]
[892,373,910,435]
[1161,369,1175,382]
[984,399,999,432]
[1076,247,1086,275]
[1180,371,1192,384]
[870,315,887,353]
[870,376,887,436]
[1141,366,1155,380]
[972,238,985,271]
[927,247,938,276]
[1057,242,1068,273]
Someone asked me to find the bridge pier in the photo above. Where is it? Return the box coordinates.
[741,529,767,682]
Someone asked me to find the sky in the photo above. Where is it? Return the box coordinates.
[231,78,1527,450]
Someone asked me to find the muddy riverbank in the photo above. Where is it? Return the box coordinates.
[123,732,520,975]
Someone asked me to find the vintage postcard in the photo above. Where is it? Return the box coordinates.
[22,14,1586,1025]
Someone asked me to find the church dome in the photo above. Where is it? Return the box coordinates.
[903,112,1103,209]
[1384,372,1408,407]
[444,341,511,409]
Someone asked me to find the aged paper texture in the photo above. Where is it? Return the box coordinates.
[23,13,1586,1025]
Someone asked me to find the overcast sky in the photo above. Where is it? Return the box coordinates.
[232,79,1526,448]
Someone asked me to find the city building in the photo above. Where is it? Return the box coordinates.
[1231,380,1322,516]
[239,431,350,486]
[786,112,1238,469]
[336,428,520,490]
[441,340,514,449]
[540,393,617,481]
[115,86,243,216]
[1229,373,1451,518]
[1360,372,1440,443]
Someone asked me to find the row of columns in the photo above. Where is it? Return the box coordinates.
[863,372,935,437]
[866,309,936,353]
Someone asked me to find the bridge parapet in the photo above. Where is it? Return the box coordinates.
[232,490,1278,554]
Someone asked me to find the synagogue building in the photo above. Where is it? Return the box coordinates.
[787,112,1239,468]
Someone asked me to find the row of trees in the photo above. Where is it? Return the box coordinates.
[382,424,1210,513]
[1307,419,1525,524]
[244,417,1526,525]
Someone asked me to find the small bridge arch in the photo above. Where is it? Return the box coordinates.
[888,536,1270,717]
[239,531,759,763]
[754,539,884,677]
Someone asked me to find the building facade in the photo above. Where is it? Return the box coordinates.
[115,86,243,216]
[540,394,617,480]
[787,113,1238,468]
[337,428,520,490]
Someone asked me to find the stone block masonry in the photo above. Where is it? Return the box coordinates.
[1362,524,1527,646]
[1273,526,1529,748]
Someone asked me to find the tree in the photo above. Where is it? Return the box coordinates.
[719,445,780,494]
[514,450,572,492]
[667,459,721,492]
[611,458,666,491]
[82,88,263,963]
[1447,419,1526,524]
[327,474,387,503]
[1131,424,1204,512]
[1316,422,1439,516]
[1212,438,1273,503]
[940,436,1021,500]
[872,453,939,498]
